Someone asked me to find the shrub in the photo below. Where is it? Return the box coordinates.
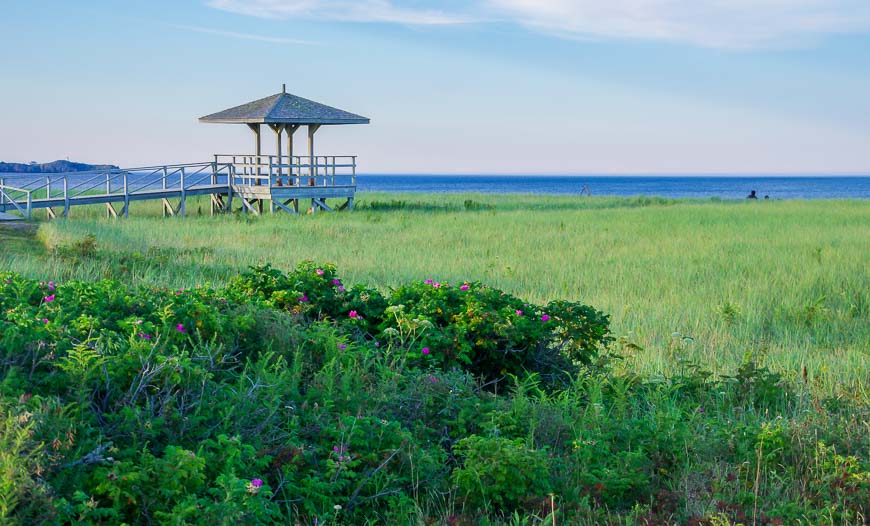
[452,435,551,513]
[228,263,612,384]
[383,280,611,382]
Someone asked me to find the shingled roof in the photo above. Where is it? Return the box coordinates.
[199,90,370,125]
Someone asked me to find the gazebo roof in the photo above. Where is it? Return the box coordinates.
[199,89,370,125]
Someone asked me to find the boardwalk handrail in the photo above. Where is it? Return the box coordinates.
[0,155,358,218]
[0,161,233,218]
[0,184,33,217]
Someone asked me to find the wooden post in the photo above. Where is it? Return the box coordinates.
[123,171,129,218]
[286,124,299,184]
[46,176,52,219]
[308,124,320,188]
[179,167,186,217]
[226,163,234,212]
[269,123,284,184]
[0,178,5,207]
[248,123,261,185]
[63,176,70,218]
[268,156,274,199]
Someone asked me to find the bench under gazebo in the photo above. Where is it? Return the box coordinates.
[200,85,369,214]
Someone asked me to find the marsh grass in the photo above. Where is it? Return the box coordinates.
[2,193,868,397]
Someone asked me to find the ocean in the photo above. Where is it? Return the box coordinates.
[2,173,869,200]
[355,175,870,200]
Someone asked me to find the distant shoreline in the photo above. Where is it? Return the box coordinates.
[0,160,119,174]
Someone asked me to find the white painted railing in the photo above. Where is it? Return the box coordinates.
[214,154,356,188]
[0,182,33,218]
[0,162,234,218]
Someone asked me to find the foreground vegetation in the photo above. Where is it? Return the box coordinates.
[1,195,868,524]
[2,194,867,398]
[1,262,867,525]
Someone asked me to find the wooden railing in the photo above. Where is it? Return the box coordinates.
[215,154,357,188]
[0,155,358,218]
[0,162,234,218]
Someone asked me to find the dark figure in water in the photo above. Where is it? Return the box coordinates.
[747,190,758,199]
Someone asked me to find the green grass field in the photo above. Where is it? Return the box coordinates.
[3,194,867,398]
[2,193,869,524]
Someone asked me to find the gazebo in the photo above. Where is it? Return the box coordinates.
[200,85,369,214]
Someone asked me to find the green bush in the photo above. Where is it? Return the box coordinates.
[452,435,551,513]
[227,262,612,384]
[0,266,867,525]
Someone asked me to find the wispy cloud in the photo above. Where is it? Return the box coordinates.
[485,0,870,49]
[173,23,317,45]
[206,0,472,25]
[204,0,870,49]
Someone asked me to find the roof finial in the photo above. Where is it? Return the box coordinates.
[282,83,286,94]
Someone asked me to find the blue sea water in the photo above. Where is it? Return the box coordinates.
[356,175,870,200]
[2,172,870,200]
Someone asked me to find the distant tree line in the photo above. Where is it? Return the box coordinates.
[0,160,119,173]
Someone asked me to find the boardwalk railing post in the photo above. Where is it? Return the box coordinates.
[123,171,129,218]
[179,167,186,218]
[46,176,52,219]
[26,191,32,219]
[162,166,168,190]
[227,163,233,198]
[63,176,70,218]
[0,177,5,207]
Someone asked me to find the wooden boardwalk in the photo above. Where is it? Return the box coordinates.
[0,155,357,219]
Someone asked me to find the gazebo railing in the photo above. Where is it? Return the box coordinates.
[215,154,356,188]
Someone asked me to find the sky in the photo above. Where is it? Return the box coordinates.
[2,0,870,174]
